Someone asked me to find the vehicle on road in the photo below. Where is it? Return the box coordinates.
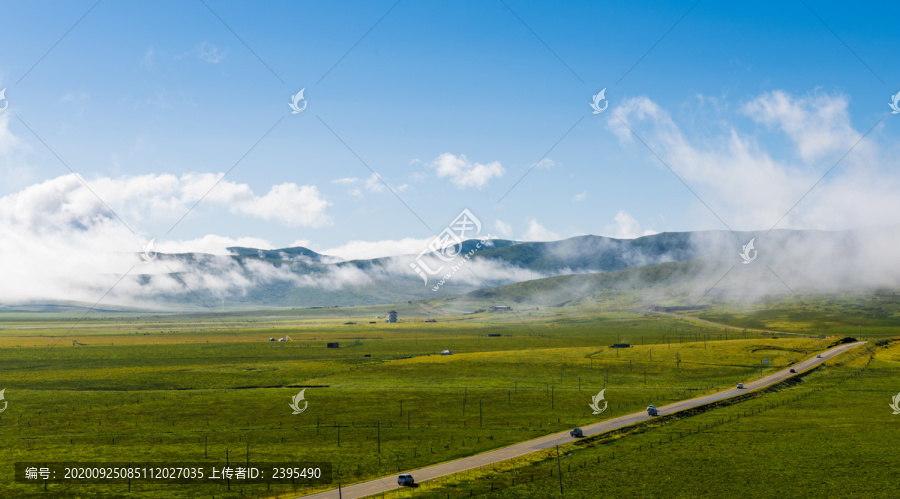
[570,427,584,438]
[737,383,744,389]
[790,368,796,373]
[398,474,415,486]
[647,405,658,416]
[816,354,823,358]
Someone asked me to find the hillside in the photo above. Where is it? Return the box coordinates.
[3,227,888,312]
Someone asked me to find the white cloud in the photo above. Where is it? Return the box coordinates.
[0,173,336,306]
[321,237,436,260]
[574,190,587,201]
[159,235,275,255]
[365,173,386,193]
[238,182,331,227]
[533,158,557,169]
[197,41,225,63]
[493,220,513,238]
[521,218,560,241]
[1,173,332,232]
[602,211,656,239]
[430,153,504,189]
[333,174,400,195]
[606,90,897,231]
[741,90,861,162]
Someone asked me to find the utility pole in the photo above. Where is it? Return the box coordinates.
[556,445,564,494]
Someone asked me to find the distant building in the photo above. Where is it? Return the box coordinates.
[327,342,339,348]
[490,305,512,312]
[387,310,398,323]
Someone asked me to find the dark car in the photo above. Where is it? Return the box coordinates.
[789,368,796,373]
[570,427,584,438]
[398,474,415,486]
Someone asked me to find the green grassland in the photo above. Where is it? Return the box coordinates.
[410,339,899,498]
[0,302,896,498]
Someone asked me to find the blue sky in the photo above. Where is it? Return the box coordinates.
[1,0,899,261]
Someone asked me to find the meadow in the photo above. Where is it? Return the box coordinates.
[0,302,894,498]
[410,339,899,498]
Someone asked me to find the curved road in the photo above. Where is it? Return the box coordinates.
[299,341,865,499]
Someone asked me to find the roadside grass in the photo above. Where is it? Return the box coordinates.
[692,295,900,338]
[404,340,900,498]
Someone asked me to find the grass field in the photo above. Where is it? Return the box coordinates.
[403,339,900,498]
[0,302,896,498]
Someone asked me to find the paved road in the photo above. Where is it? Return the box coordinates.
[298,341,865,499]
